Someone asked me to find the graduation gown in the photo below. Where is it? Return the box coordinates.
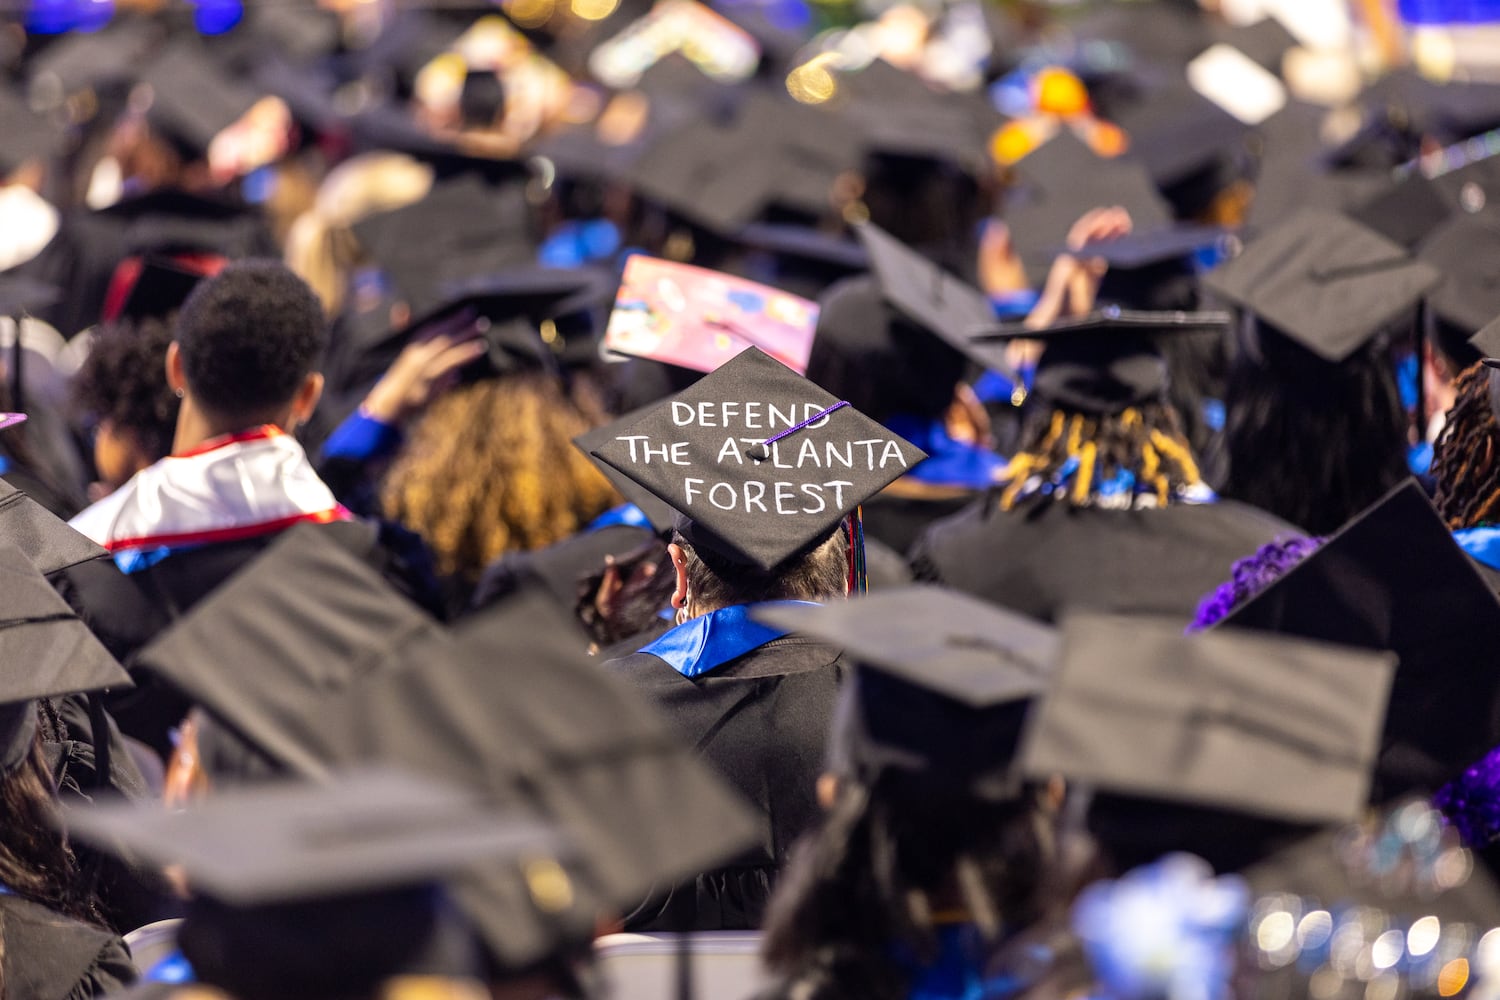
[910,496,1298,624]
[0,895,137,1000]
[604,613,847,932]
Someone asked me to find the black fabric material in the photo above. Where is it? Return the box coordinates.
[53,518,444,759]
[0,895,137,1000]
[605,635,847,931]
[470,523,657,613]
[860,491,976,558]
[909,497,1296,625]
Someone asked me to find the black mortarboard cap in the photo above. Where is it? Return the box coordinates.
[573,406,680,534]
[1222,479,1500,801]
[853,221,1017,377]
[1202,209,1442,362]
[133,524,448,780]
[332,585,761,958]
[1060,225,1231,271]
[24,18,157,105]
[65,769,571,996]
[589,346,927,570]
[64,769,560,905]
[116,257,210,322]
[971,307,1231,415]
[1418,215,1500,340]
[349,172,536,312]
[755,586,1056,800]
[1004,131,1174,276]
[1471,313,1500,360]
[1022,612,1394,870]
[139,42,260,157]
[0,478,106,575]
[1112,79,1252,192]
[1349,171,1454,249]
[1210,18,1299,76]
[732,223,870,301]
[0,543,132,771]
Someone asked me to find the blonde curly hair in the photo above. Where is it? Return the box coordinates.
[379,373,620,581]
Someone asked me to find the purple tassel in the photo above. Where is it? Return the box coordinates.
[1435,746,1500,848]
[1188,536,1324,633]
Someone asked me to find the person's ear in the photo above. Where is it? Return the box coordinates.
[165,341,187,396]
[290,371,324,427]
[668,542,689,610]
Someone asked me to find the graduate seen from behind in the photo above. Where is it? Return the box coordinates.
[56,261,429,761]
[589,346,925,932]
[910,311,1296,624]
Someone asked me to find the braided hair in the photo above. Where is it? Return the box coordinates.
[996,403,1206,512]
[1433,362,1500,529]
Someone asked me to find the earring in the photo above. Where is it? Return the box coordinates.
[174,387,185,399]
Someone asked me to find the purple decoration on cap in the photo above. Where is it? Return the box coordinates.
[1188,536,1324,633]
[744,400,849,460]
[1435,744,1500,847]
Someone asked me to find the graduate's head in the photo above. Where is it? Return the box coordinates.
[167,260,328,436]
[755,590,1064,999]
[586,347,925,613]
[1221,317,1408,535]
[806,275,967,424]
[1433,361,1500,530]
[73,317,180,495]
[985,311,1219,511]
[668,524,849,619]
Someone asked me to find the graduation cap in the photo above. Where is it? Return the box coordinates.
[852,221,1018,380]
[1002,131,1174,280]
[1111,78,1252,201]
[24,18,157,106]
[1221,479,1500,802]
[0,478,106,576]
[1418,215,1500,336]
[133,524,450,780]
[64,770,571,996]
[731,223,870,301]
[573,406,681,535]
[1021,613,1395,871]
[971,307,1231,415]
[1472,313,1500,362]
[0,543,133,771]
[349,172,537,313]
[754,585,1057,800]
[1202,209,1442,363]
[1348,171,1454,249]
[139,42,260,159]
[589,346,927,571]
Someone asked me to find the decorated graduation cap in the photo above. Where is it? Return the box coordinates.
[971,307,1231,416]
[65,770,570,997]
[1022,613,1395,872]
[1202,208,1441,363]
[0,543,132,772]
[755,586,1056,800]
[589,346,927,572]
[1222,479,1500,801]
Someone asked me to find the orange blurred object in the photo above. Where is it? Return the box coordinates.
[1034,67,1089,117]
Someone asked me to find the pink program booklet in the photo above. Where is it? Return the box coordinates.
[604,255,819,374]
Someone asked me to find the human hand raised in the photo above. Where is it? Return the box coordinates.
[360,309,488,425]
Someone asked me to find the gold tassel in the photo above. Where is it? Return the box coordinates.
[1071,442,1097,504]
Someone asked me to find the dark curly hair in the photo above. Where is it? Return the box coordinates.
[1433,362,1500,529]
[71,319,180,465]
[175,260,328,419]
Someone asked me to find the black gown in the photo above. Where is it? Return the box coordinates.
[604,632,847,932]
[910,497,1299,624]
[0,895,136,1000]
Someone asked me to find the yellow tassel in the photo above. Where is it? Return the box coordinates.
[1155,474,1169,507]
[1072,442,1097,504]
[1066,414,1083,456]
[1121,407,1141,429]
[1151,430,1202,485]
[1141,441,1159,482]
